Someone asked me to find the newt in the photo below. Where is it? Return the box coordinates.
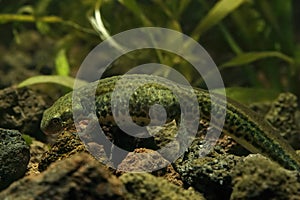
[40,74,300,171]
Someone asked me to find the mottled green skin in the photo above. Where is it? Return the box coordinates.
[41,74,300,171]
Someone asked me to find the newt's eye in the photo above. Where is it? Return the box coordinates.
[50,117,62,127]
[42,117,63,135]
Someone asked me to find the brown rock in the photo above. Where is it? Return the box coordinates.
[38,130,110,172]
[38,131,89,171]
[26,140,49,176]
[117,148,169,173]
[0,86,47,141]
[0,153,126,200]
[120,172,206,200]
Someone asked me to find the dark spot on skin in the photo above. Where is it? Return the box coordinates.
[236,125,244,133]
[243,133,251,142]
[101,110,107,117]
[139,121,145,126]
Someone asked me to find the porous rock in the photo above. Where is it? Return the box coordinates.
[120,172,206,200]
[0,152,126,200]
[0,86,47,141]
[173,138,240,200]
[0,128,30,190]
[231,154,300,200]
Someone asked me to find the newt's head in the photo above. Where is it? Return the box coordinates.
[41,93,79,135]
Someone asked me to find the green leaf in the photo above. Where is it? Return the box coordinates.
[18,75,88,89]
[213,87,278,105]
[0,14,95,35]
[191,0,247,40]
[118,0,152,26]
[220,51,294,69]
[36,21,50,34]
[55,48,70,76]
[177,0,191,17]
[89,10,125,53]
[17,5,34,15]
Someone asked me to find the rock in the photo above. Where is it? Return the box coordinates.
[117,148,169,172]
[231,154,300,200]
[249,92,300,150]
[38,130,110,172]
[159,164,184,187]
[0,86,47,141]
[0,153,126,200]
[0,128,30,190]
[264,92,300,149]
[148,121,178,149]
[120,172,206,200]
[26,139,49,176]
[38,131,86,171]
[173,138,240,200]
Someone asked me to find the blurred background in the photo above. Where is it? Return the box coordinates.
[0,0,299,104]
